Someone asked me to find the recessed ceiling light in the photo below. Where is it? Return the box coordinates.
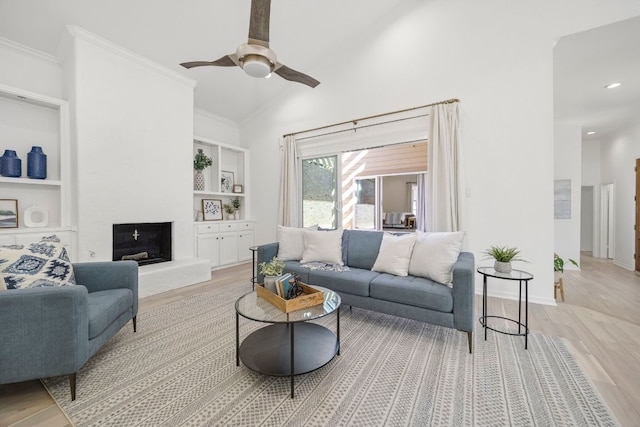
[587,131,596,135]
[604,82,621,89]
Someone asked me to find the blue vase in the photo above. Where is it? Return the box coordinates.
[0,150,22,177]
[27,146,47,179]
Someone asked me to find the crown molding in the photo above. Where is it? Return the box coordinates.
[64,25,197,89]
[194,108,239,128]
[0,36,58,64]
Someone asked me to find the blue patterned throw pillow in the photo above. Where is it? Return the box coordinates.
[0,235,76,290]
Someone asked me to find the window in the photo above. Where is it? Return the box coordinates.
[301,156,338,228]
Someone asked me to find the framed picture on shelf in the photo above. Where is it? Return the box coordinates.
[220,170,234,193]
[202,199,223,221]
[0,199,18,228]
[233,184,243,193]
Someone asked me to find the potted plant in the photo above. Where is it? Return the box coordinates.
[483,245,528,273]
[231,197,241,220]
[259,257,285,293]
[223,203,235,220]
[193,149,212,191]
[553,253,578,283]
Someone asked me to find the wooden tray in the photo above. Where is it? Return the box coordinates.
[256,282,324,313]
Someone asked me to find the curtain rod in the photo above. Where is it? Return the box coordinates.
[283,98,459,138]
[295,113,429,142]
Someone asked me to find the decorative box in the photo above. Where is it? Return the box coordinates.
[256,282,324,313]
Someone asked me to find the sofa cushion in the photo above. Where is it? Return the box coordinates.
[370,274,453,313]
[345,230,383,270]
[372,232,417,277]
[409,231,465,285]
[308,268,378,297]
[277,225,317,261]
[88,289,133,339]
[282,261,311,284]
[0,236,76,289]
[301,229,344,265]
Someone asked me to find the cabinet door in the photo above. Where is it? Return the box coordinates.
[219,232,238,266]
[197,234,220,268]
[237,231,255,262]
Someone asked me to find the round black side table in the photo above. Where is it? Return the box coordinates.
[249,246,258,290]
[477,267,534,349]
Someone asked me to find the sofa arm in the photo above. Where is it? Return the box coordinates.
[256,242,279,283]
[452,252,475,332]
[0,286,90,384]
[73,261,138,316]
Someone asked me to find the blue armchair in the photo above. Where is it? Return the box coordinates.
[0,261,138,400]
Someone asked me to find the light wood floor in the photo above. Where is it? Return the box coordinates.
[1,254,639,427]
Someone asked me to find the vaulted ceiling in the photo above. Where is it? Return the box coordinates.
[0,1,638,136]
[0,0,405,123]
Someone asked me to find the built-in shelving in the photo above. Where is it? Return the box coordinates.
[0,83,71,231]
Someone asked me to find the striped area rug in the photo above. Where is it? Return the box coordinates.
[43,280,619,426]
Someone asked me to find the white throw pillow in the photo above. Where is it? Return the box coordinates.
[371,233,417,277]
[300,229,344,265]
[408,231,465,285]
[0,273,6,290]
[277,225,318,261]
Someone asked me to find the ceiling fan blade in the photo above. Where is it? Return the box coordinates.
[180,54,239,69]
[248,0,270,45]
[274,64,320,88]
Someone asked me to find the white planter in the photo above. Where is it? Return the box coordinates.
[263,276,278,294]
[494,261,512,273]
[554,270,562,284]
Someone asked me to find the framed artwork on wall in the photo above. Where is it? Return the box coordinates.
[233,184,243,193]
[202,199,223,221]
[221,170,234,193]
[0,199,18,228]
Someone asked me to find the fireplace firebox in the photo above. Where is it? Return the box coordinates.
[112,222,172,266]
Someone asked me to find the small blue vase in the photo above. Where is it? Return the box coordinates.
[0,150,22,177]
[27,146,47,179]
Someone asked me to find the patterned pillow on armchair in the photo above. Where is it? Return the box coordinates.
[0,235,76,290]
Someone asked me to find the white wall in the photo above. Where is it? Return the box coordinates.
[600,121,640,270]
[554,124,582,270]
[242,0,640,305]
[581,139,602,256]
[580,187,594,252]
[194,108,240,146]
[0,38,61,98]
[60,27,197,262]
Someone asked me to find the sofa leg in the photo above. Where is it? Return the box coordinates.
[133,316,137,332]
[69,373,77,401]
[467,331,473,354]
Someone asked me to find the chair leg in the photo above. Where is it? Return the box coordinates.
[559,278,565,302]
[467,331,473,354]
[69,373,76,401]
[132,316,137,332]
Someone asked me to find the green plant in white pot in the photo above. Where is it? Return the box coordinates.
[553,253,578,283]
[193,149,212,191]
[259,257,285,294]
[483,245,528,274]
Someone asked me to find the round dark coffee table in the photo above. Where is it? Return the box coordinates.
[235,285,341,398]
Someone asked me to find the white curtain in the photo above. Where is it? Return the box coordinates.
[278,135,300,227]
[416,174,428,232]
[426,102,460,232]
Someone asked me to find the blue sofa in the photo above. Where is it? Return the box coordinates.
[257,229,475,353]
[0,261,138,400]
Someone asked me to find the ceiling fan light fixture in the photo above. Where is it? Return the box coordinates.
[242,54,273,79]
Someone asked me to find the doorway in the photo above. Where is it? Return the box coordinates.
[581,186,594,254]
[636,158,639,272]
[600,183,615,259]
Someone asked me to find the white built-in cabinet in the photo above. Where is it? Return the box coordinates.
[196,222,255,268]
[0,84,75,258]
[193,136,253,269]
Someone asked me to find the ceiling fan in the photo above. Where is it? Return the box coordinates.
[180,0,320,88]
